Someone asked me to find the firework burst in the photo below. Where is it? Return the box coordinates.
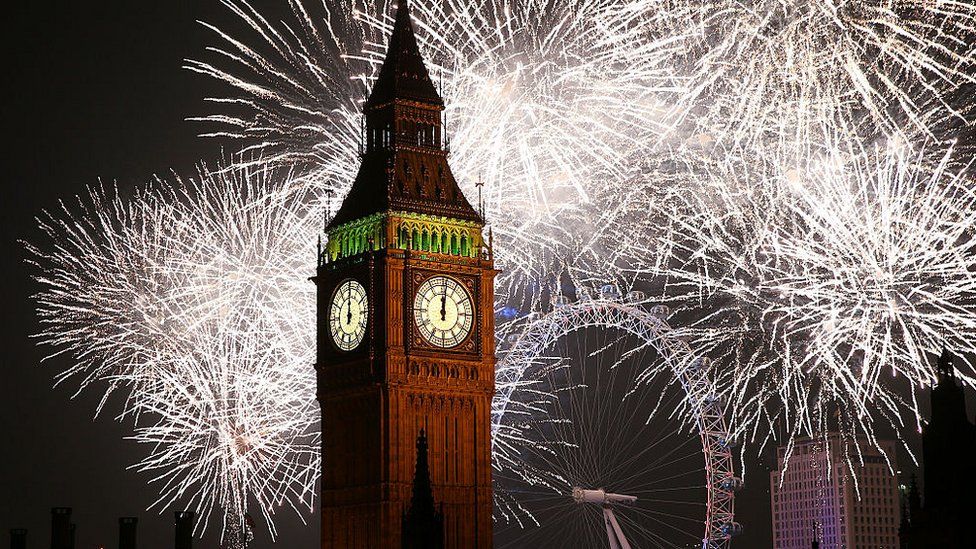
[651,0,976,149]
[187,0,687,306]
[128,320,318,538]
[27,162,322,537]
[620,133,976,452]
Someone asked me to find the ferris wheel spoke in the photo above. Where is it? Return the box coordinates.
[601,410,691,482]
[632,483,707,498]
[615,507,702,546]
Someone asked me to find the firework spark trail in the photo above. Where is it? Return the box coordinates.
[128,320,318,539]
[615,131,976,454]
[648,0,976,150]
[188,0,686,306]
[27,163,322,539]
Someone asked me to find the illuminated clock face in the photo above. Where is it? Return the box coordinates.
[414,276,474,348]
[330,279,368,351]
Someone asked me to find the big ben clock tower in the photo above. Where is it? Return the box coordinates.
[313,1,496,547]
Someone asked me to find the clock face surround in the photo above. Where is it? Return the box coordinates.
[330,279,368,351]
[413,275,474,349]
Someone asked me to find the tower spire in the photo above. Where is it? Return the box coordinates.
[410,429,434,510]
[402,429,444,549]
[937,346,954,380]
[364,0,442,109]
[326,0,481,230]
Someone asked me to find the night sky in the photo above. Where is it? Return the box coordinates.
[2,2,319,548]
[3,2,962,549]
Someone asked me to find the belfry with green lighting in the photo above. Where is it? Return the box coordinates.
[321,0,484,262]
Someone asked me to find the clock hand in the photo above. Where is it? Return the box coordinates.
[440,293,447,322]
[346,301,352,326]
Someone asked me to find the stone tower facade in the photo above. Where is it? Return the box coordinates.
[314,1,496,547]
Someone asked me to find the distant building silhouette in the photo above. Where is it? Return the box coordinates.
[175,511,194,549]
[9,529,27,549]
[770,435,900,548]
[900,348,976,548]
[50,507,75,549]
[118,517,137,549]
[402,429,444,549]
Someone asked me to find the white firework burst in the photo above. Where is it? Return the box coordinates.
[128,320,317,539]
[622,133,976,452]
[652,0,976,149]
[27,162,322,538]
[187,0,685,306]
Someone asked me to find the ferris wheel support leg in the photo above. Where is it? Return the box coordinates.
[604,506,631,549]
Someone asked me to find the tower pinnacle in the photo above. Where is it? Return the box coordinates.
[402,429,444,549]
[365,0,442,109]
[937,346,954,379]
[326,0,480,230]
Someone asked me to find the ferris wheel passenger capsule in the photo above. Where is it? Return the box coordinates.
[599,284,620,299]
[720,522,743,537]
[701,394,722,406]
[719,476,744,491]
[624,290,645,302]
[551,295,571,308]
[689,357,711,372]
[717,436,739,450]
[650,304,670,318]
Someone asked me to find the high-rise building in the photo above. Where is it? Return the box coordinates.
[314,0,496,547]
[899,348,976,548]
[770,435,901,548]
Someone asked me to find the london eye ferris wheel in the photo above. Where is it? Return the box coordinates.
[492,290,743,548]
